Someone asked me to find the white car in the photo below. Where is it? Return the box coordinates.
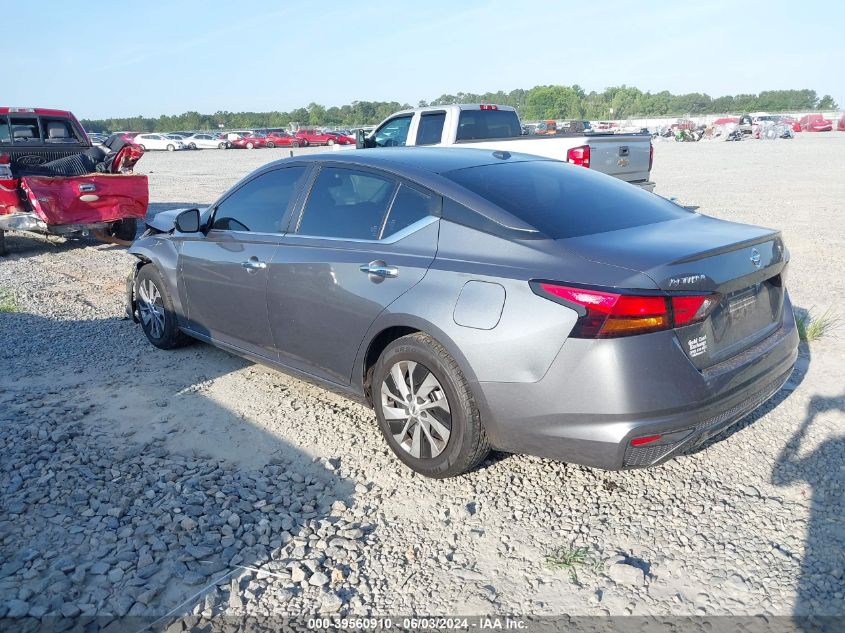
[133,133,184,151]
[180,133,229,150]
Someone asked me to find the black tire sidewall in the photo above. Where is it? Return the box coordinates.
[373,337,474,477]
[109,218,137,241]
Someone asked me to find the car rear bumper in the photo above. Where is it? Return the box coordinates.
[474,293,799,470]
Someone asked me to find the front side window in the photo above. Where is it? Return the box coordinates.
[416,112,445,145]
[374,116,412,147]
[297,167,396,240]
[0,116,10,144]
[211,166,307,233]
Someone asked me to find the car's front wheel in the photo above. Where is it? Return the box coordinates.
[373,333,489,478]
[326,138,335,146]
[134,265,192,350]
[218,142,227,149]
[189,142,197,150]
[291,141,300,148]
[266,141,275,148]
[246,142,255,149]
[167,144,175,151]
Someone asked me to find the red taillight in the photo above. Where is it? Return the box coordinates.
[671,295,718,326]
[648,142,654,171]
[531,282,718,338]
[631,434,662,446]
[0,153,9,164]
[566,144,590,168]
[479,104,499,110]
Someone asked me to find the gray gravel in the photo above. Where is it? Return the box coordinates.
[1,136,843,622]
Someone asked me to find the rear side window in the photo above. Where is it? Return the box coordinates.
[456,109,521,140]
[416,112,445,145]
[10,117,41,143]
[212,166,307,233]
[443,160,691,239]
[297,167,396,240]
[382,185,438,237]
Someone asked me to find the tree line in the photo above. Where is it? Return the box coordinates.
[81,86,838,133]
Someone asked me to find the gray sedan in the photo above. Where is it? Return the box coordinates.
[127,148,798,478]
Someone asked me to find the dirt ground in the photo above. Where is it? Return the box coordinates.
[1,135,843,622]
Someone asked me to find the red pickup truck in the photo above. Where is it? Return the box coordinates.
[0,107,148,254]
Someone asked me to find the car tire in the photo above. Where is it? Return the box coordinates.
[373,332,489,478]
[266,141,275,148]
[134,265,192,350]
[246,142,254,149]
[301,139,309,147]
[326,138,335,146]
[189,142,197,150]
[167,144,175,151]
[218,142,227,149]
[291,141,300,148]
[108,218,138,242]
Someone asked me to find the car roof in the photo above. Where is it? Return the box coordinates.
[280,147,549,175]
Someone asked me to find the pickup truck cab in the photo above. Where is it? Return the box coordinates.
[0,107,148,253]
[358,104,654,190]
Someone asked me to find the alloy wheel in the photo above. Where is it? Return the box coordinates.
[137,278,165,340]
[381,360,452,459]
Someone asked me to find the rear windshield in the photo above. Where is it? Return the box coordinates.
[443,160,691,239]
[456,109,521,140]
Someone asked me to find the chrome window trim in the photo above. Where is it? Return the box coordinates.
[283,215,438,245]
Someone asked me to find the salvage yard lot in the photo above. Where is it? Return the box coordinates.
[1,136,843,621]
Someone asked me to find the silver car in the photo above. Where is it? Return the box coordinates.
[127,148,798,478]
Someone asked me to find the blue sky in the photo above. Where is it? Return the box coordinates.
[8,0,843,119]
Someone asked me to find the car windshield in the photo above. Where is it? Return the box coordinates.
[443,160,691,239]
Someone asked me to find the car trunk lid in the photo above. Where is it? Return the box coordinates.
[559,214,787,368]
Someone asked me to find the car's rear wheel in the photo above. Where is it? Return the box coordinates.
[134,265,192,350]
[189,142,197,150]
[218,142,227,149]
[246,142,255,149]
[291,141,300,148]
[301,139,309,147]
[108,218,137,242]
[326,138,335,146]
[373,333,489,478]
[266,141,275,148]
[167,144,175,151]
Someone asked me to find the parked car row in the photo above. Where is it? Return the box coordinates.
[87,127,358,151]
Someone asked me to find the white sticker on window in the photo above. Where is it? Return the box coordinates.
[688,335,707,357]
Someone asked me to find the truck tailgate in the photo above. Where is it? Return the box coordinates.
[20,174,148,226]
[584,134,651,183]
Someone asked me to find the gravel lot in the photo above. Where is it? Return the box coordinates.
[1,136,843,626]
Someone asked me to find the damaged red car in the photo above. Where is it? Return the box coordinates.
[798,114,833,132]
[0,107,148,255]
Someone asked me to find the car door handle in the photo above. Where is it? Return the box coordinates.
[241,258,267,271]
[360,261,398,278]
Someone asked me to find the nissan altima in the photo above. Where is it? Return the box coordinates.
[127,148,798,478]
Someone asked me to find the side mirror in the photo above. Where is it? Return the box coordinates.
[355,128,367,149]
[175,208,201,233]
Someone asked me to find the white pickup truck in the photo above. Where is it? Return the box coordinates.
[355,104,655,190]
